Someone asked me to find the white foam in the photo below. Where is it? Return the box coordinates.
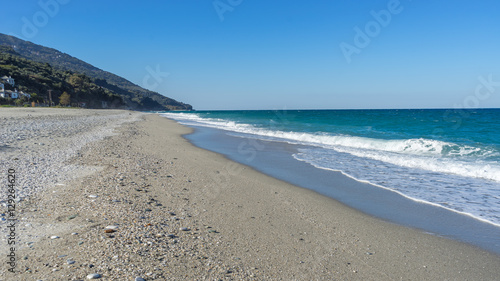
[163,112,500,182]
[294,147,500,227]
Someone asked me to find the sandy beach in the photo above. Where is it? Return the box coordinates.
[1,108,500,280]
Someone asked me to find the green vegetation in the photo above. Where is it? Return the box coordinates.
[0,46,124,108]
[0,33,192,110]
[59,91,71,106]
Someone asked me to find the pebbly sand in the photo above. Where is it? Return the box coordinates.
[1,108,500,280]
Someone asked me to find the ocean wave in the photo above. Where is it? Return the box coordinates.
[293,148,500,227]
[162,112,500,182]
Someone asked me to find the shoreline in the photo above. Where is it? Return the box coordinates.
[183,124,500,255]
[2,109,500,280]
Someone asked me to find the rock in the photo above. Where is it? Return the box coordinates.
[67,259,76,264]
[88,195,98,198]
[104,225,119,230]
[135,277,146,281]
[180,227,190,231]
[104,229,115,233]
[71,232,78,235]
[50,236,60,239]
[86,273,101,279]
[167,234,176,239]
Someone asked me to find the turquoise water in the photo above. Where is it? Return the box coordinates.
[163,109,500,227]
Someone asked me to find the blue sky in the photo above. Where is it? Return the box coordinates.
[1,0,499,110]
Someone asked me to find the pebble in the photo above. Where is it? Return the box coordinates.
[71,232,78,235]
[105,225,119,230]
[50,236,60,239]
[135,277,146,281]
[88,195,98,198]
[180,227,190,231]
[67,259,76,264]
[86,273,101,279]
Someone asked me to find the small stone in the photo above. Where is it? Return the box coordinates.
[145,208,152,212]
[67,214,77,220]
[78,241,84,245]
[88,195,98,198]
[50,236,60,239]
[168,211,175,216]
[86,273,101,279]
[104,225,119,230]
[180,227,190,231]
[67,260,76,265]
[167,234,175,238]
[104,229,115,233]
[71,232,78,235]
[135,277,146,281]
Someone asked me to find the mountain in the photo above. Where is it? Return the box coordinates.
[0,46,128,108]
[0,33,192,110]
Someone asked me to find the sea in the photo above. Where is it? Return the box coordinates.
[162,109,500,253]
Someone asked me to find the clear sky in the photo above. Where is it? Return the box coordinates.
[1,0,499,110]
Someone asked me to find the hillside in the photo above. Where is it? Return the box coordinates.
[0,33,192,110]
[0,46,128,108]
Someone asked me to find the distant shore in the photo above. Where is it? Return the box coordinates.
[1,108,500,280]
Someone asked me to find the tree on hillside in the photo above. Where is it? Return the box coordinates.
[59,91,70,106]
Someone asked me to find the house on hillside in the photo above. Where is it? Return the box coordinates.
[1,76,15,87]
[19,91,30,99]
[1,89,19,99]
[1,89,21,99]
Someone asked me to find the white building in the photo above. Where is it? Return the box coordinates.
[10,89,18,99]
[19,91,30,99]
[1,89,19,99]
[1,76,15,87]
